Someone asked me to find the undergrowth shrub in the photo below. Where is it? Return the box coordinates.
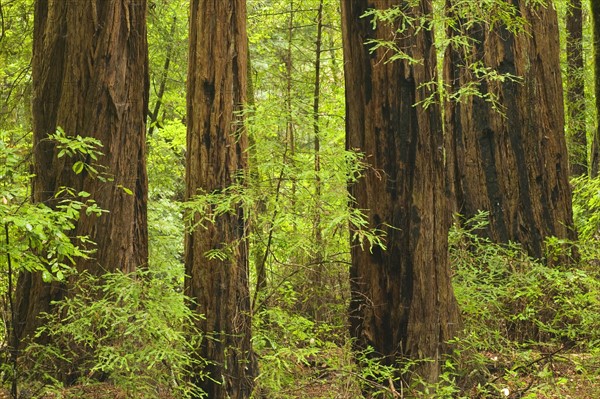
[251,205,600,398]
[253,305,333,397]
[572,175,600,263]
[22,268,204,399]
[447,211,600,398]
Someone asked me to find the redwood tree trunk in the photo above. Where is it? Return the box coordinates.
[592,0,600,177]
[341,0,460,386]
[566,0,587,176]
[185,1,255,398]
[444,0,576,259]
[15,0,148,345]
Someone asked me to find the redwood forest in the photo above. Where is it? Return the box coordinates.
[1,0,600,398]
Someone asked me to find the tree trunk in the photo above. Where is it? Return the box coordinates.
[310,0,324,322]
[185,1,255,398]
[15,0,149,346]
[444,0,577,259]
[285,0,297,214]
[148,15,177,131]
[566,0,587,176]
[592,0,600,177]
[341,0,460,386]
[247,40,269,313]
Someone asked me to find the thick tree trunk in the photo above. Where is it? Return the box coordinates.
[341,0,460,386]
[185,1,255,398]
[15,0,148,346]
[444,0,576,259]
[566,0,587,176]
[592,0,600,177]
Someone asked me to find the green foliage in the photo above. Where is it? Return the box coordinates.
[351,346,466,399]
[451,211,600,345]
[1,124,199,397]
[572,175,600,240]
[253,306,321,395]
[1,129,105,283]
[1,129,121,394]
[556,0,595,169]
[147,122,186,277]
[246,0,366,336]
[447,211,600,397]
[147,0,188,127]
[333,209,600,398]
[0,0,33,132]
[147,121,186,201]
[24,268,204,398]
[252,304,363,398]
[362,0,529,113]
[362,1,428,65]
[50,127,112,183]
[571,176,600,273]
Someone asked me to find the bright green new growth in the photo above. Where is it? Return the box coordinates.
[2,129,204,397]
[364,0,527,114]
[24,269,205,399]
[1,129,104,284]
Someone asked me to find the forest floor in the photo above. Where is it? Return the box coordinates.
[534,355,600,399]
[254,348,600,398]
[1,351,598,398]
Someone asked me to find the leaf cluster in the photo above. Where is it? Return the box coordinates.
[23,269,204,399]
[1,130,105,285]
[446,211,600,397]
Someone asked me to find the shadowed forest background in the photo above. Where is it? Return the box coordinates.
[1,0,600,398]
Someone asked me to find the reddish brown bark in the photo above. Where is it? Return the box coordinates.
[15,0,148,345]
[444,0,576,259]
[184,1,255,398]
[341,0,460,386]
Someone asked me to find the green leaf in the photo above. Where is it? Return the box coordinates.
[118,185,134,196]
[72,161,85,174]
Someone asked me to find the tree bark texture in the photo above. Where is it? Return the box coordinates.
[185,1,255,398]
[566,0,587,176]
[341,0,460,385]
[592,0,600,177]
[15,0,149,345]
[444,0,576,259]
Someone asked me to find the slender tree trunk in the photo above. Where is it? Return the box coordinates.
[148,15,177,131]
[341,0,460,386]
[285,0,296,211]
[444,0,577,259]
[15,0,148,346]
[311,0,324,322]
[247,40,268,312]
[185,1,255,398]
[592,0,600,177]
[566,0,587,176]
[327,10,342,87]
